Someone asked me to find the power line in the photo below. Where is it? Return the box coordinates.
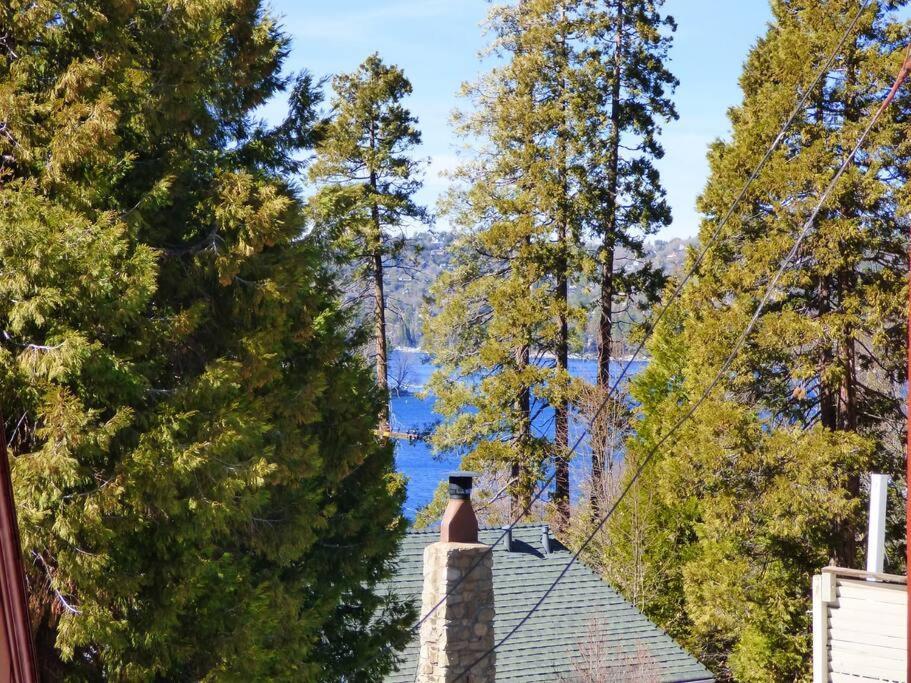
[403,0,873,641]
[454,41,911,681]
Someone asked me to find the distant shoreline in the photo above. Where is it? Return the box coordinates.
[392,346,644,364]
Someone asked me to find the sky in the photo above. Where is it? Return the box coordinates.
[266,0,775,240]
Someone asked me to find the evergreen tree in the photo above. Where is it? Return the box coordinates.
[582,0,676,509]
[309,54,429,434]
[425,0,674,525]
[604,2,911,678]
[0,2,410,678]
[425,0,592,520]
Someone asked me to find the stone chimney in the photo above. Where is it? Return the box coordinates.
[417,473,495,682]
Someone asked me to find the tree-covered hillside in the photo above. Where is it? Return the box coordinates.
[381,232,695,353]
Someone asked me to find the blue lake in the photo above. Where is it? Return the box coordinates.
[388,349,646,517]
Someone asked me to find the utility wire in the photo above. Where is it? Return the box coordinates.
[455,42,911,681]
[404,0,873,641]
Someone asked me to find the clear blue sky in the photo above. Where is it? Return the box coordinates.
[267,1,774,239]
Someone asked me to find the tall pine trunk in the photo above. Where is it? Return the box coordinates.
[555,228,570,527]
[819,274,860,566]
[817,284,860,567]
[513,342,532,519]
[817,49,862,568]
[833,52,862,568]
[369,127,390,432]
[553,18,571,529]
[34,621,67,681]
[310,56,426,438]
[372,239,389,432]
[593,0,624,512]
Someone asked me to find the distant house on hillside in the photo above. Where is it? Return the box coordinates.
[382,523,714,682]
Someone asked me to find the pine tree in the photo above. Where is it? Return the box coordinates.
[425,0,594,520]
[425,0,674,526]
[0,2,410,678]
[604,2,911,678]
[581,0,676,509]
[309,54,429,434]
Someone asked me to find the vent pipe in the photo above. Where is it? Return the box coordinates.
[501,526,513,552]
[541,526,552,555]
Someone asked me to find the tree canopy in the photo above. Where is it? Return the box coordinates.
[0,1,410,678]
[600,1,911,678]
[309,53,429,433]
[424,0,676,524]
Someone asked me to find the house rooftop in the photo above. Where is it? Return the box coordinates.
[382,524,714,682]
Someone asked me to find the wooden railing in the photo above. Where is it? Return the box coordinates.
[813,567,906,683]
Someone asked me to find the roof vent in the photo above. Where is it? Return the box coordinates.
[541,526,552,554]
[501,526,513,552]
[440,472,480,543]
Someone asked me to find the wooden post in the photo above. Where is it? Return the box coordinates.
[813,571,836,683]
[0,416,38,682]
[899,43,911,683]
[907,176,911,682]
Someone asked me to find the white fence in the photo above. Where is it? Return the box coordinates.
[813,567,906,683]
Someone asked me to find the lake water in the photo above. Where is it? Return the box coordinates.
[388,349,646,517]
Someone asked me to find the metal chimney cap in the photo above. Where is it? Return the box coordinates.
[447,472,479,500]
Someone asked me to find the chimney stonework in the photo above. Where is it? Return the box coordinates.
[417,543,495,682]
[417,473,495,682]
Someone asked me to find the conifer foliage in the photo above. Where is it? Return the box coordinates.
[426,0,589,518]
[0,1,410,679]
[309,54,429,433]
[424,0,675,523]
[585,0,676,508]
[602,2,911,679]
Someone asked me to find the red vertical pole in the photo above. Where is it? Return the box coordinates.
[905,48,911,673]
[0,417,38,683]
[901,49,911,683]
[882,45,911,683]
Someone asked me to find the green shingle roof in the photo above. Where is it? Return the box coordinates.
[382,525,713,682]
